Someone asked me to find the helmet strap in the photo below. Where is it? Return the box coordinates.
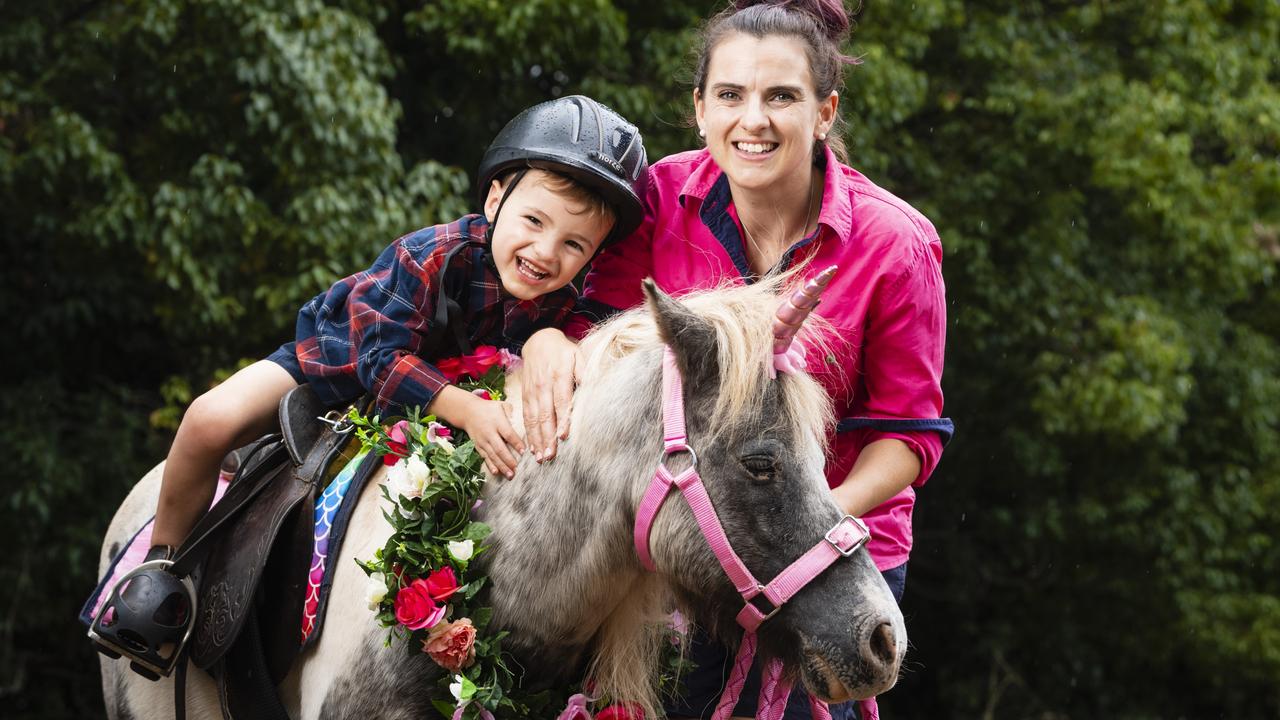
[484,168,529,244]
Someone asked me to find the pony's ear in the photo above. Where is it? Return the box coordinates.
[642,279,717,379]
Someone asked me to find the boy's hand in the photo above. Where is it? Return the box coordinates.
[459,399,524,479]
[428,386,525,478]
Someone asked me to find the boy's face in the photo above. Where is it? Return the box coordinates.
[484,170,614,301]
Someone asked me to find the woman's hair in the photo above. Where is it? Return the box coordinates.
[692,0,860,163]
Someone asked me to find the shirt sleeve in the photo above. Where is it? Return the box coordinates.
[564,175,661,340]
[859,235,948,486]
[328,237,453,415]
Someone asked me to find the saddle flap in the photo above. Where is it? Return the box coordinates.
[189,421,355,672]
[279,384,332,467]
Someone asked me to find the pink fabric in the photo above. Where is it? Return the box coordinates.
[569,146,946,571]
[90,474,232,618]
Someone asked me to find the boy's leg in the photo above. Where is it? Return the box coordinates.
[150,360,299,549]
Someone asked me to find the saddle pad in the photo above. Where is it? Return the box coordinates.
[80,475,232,627]
[300,448,369,643]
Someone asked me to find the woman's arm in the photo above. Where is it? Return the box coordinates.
[518,328,583,461]
[831,439,921,517]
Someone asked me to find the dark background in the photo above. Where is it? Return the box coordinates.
[3,1,1278,717]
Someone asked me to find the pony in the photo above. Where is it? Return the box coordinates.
[98,279,906,719]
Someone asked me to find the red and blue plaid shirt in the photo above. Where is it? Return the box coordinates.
[269,214,576,415]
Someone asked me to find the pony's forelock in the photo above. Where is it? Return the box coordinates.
[580,276,835,445]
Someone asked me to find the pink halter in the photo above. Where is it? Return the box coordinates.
[634,347,878,720]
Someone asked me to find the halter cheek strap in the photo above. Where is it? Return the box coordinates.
[634,347,875,720]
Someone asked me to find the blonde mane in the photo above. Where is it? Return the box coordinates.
[580,277,836,444]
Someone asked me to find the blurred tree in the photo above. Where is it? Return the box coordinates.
[844,1,1280,717]
[2,0,1277,718]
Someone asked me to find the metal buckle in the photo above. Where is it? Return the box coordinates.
[317,411,354,435]
[825,515,869,557]
[747,584,782,622]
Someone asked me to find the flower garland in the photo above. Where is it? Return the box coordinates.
[353,346,669,720]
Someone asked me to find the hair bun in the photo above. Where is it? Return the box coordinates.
[731,0,851,42]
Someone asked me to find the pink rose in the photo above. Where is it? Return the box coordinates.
[428,421,452,440]
[384,420,411,466]
[435,356,466,381]
[422,617,477,672]
[424,566,458,603]
[597,704,644,720]
[461,345,502,376]
[393,579,446,630]
[497,348,521,370]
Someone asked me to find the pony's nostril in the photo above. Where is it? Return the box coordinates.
[869,621,896,665]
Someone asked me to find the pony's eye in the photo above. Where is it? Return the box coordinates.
[740,454,777,483]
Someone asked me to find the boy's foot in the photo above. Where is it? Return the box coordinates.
[89,544,195,679]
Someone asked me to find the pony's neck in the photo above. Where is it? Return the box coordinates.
[479,371,660,685]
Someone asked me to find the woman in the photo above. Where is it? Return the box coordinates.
[522,2,951,718]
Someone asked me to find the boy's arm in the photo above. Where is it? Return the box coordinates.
[344,235,456,414]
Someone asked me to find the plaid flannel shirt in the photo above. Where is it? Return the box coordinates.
[272,214,576,415]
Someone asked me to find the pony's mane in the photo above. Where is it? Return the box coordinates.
[579,277,836,444]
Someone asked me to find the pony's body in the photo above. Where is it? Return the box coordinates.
[99,282,906,719]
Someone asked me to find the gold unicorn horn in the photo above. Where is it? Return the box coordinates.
[773,265,837,355]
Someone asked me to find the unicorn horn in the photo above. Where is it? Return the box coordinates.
[773,265,837,355]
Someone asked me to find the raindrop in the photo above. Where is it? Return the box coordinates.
[530,64,543,78]
[442,107,454,118]
[553,70,568,83]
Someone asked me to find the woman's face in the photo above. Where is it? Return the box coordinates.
[695,32,838,195]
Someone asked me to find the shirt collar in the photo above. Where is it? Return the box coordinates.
[678,144,853,244]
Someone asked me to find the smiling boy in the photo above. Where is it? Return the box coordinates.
[140,96,647,578]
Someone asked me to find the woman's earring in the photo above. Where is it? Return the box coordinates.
[817,131,827,140]
[698,127,706,137]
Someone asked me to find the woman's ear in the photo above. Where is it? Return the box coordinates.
[693,88,707,140]
[482,178,505,222]
[817,91,839,138]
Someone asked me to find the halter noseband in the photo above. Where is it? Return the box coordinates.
[633,347,872,720]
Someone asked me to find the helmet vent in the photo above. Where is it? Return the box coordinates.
[569,99,583,143]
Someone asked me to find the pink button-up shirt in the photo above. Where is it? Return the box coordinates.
[568,147,949,570]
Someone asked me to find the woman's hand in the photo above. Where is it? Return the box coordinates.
[520,328,582,461]
[429,386,524,478]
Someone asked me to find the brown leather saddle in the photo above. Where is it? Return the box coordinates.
[168,384,361,720]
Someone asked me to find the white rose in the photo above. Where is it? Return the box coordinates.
[390,454,433,499]
[447,539,474,563]
[363,572,387,610]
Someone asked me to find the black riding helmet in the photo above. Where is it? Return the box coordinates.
[477,95,648,249]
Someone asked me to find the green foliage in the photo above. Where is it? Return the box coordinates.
[852,1,1280,716]
[2,0,1277,717]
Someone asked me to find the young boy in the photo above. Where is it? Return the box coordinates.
[146,95,647,564]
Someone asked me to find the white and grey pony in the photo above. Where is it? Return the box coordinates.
[98,280,906,719]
